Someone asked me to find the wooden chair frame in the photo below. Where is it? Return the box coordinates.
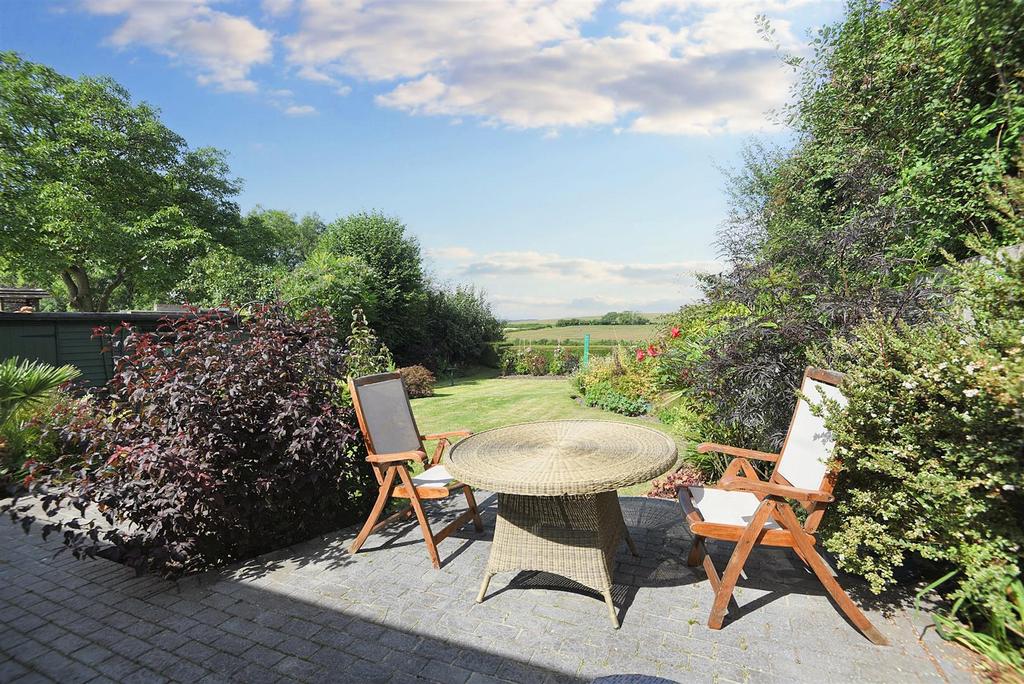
[348,373,483,569]
[679,367,889,645]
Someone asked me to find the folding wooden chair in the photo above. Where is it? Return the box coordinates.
[348,372,483,568]
[678,367,889,645]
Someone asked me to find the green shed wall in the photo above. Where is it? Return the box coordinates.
[0,314,163,387]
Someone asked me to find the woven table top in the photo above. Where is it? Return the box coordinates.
[444,420,677,496]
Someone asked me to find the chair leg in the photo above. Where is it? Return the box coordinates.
[399,468,441,569]
[774,504,890,646]
[464,486,484,532]
[687,535,706,567]
[708,499,773,630]
[349,467,397,555]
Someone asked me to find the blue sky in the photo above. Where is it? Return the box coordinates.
[1,0,843,319]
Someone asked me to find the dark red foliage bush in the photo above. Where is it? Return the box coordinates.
[646,466,703,499]
[11,304,372,577]
[399,365,435,398]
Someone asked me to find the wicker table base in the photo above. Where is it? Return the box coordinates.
[475,491,637,627]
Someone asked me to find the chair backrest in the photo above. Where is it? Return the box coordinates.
[773,367,846,497]
[349,372,423,461]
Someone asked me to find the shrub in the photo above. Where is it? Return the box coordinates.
[500,347,548,376]
[0,358,81,488]
[399,365,435,398]
[9,304,373,577]
[816,195,1024,674]
[572,347,657,415]
[582,381,649,416]
[646,466,703,499]
[1,389,92,489]
[345,305,395,379]
[547,346,580,375]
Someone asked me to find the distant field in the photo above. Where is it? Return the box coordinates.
[504,323,660,343]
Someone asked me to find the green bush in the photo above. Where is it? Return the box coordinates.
[572,348,657,416]
[582,381,649,416]
[0,358,81,487]
[816,192,1024,673]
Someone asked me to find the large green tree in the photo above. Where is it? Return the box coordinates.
[320,212,427,361]
[0,52,242,311]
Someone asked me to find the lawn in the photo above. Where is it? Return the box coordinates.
[503,323,660,344]
[410,368,685,495]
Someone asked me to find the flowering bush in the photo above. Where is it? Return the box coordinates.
[816,196,1024,673]
[500,346,551,376]
[547,346,580,375]
[572,349,656,416]
[399,365,435,398]
[8,304,372,577]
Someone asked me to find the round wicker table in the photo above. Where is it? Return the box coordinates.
[444,420,677,627]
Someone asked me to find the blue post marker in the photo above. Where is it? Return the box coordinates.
[582,333,590,367]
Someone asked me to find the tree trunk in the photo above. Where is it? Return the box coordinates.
[61,265,96,311]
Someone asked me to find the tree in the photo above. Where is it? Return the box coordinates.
[0,52,242,311]
[235,208,325,270]
[279,249,378,325]
[320,212,426,360]
[420,284,503,369]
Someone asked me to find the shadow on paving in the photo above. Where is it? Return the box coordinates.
[0,494,965,683]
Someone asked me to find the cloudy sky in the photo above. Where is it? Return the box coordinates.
[2,0,842,319]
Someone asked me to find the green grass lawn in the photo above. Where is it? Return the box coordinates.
[410,368,685,495]
[504,323,660,344]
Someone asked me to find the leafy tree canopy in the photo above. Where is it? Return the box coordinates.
[0,52,242,311]
[319,211,426,361]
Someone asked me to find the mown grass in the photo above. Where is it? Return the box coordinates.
[410,368,684,496]
[504,323,660,344]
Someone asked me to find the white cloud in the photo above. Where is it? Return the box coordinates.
[428,246,722,318]
[262,0,294,17]
[425,246,476,261]
[283,104,317,116]
[280,0,825,134]
[80,0,272,93]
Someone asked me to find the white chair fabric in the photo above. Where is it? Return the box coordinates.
[681,487,780,529]
[776,377,846,491]
[412,465,455,488]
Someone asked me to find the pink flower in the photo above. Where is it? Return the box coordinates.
[636,348,646,361]
[670,326,680,338]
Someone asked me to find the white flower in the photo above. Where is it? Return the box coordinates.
[963,388,980,398]
[902,380,916,389]
[938,362,948,370]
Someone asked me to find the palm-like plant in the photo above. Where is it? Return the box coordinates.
[0,357,80,428]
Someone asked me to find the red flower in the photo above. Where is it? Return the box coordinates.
[635,348,646,361]
[647,344,659,357]
[670,326,680,338]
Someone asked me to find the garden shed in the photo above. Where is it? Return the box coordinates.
[0,311,166,387]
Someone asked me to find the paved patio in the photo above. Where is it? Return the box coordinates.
[0,493,976,683]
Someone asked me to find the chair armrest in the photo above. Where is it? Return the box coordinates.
[366,450,427,465]
[697,442,780,462]
[421,430,472,441]
[719,475,834,503]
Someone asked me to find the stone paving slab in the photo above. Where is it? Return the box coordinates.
[0,493,979,683]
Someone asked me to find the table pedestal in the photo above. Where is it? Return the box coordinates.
[476,491,637,627]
